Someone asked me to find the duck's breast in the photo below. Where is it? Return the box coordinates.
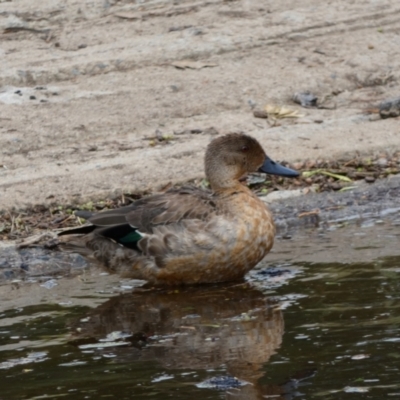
[214,194,275,270]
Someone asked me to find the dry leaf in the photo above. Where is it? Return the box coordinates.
[264,104,304,119]
[171,60,218,70]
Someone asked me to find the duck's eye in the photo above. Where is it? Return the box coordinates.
[241,145,249,153]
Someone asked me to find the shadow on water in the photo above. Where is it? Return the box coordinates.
[1,221,400,399]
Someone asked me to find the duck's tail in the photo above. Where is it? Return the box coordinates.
[58,210,96,236]
[58,225,96,236]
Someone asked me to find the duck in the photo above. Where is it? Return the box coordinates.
[58,133,299,285]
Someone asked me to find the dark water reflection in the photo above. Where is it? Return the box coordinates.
[1,223,400,399]
[69,284,286,399]
[0,284,290,400]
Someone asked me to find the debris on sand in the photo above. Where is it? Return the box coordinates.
[253,104,304,120]
[293,91,318,108]
[379,97,400,119]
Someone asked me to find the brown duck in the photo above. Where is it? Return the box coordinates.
[59,133,298,285]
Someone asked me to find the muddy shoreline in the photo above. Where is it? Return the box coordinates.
[271,173,400,234]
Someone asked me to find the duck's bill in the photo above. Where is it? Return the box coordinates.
[259,157,299,178]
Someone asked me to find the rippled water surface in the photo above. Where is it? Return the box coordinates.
[1,220,400,399]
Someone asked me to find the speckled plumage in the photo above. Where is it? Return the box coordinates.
[59,133,298,285]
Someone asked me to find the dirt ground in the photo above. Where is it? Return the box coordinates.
[1,0,400,211]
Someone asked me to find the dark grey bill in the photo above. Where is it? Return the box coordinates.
[259,157,299,178]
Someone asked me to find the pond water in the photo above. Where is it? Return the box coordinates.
[1,218,400,400]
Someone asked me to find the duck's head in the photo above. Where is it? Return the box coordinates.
[205,133,299,191]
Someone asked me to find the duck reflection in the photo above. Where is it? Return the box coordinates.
[70,284,293,399]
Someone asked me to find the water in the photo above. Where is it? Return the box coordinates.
[1,220,400,399]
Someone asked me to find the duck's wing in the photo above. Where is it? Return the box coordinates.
[126,186,217,232]
[59,187,217,250]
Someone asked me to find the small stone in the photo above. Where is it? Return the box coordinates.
[379,97,400,119]
[29,95,36,100]
[376,158,388,168]
[330,183,343,190]
[188,27,203,36]
[368,114,381,122]
[293,91,318,108]
[247,99,257,109]
[253,110,268,119]
[365,176,375,183]
[170,85,180,93]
